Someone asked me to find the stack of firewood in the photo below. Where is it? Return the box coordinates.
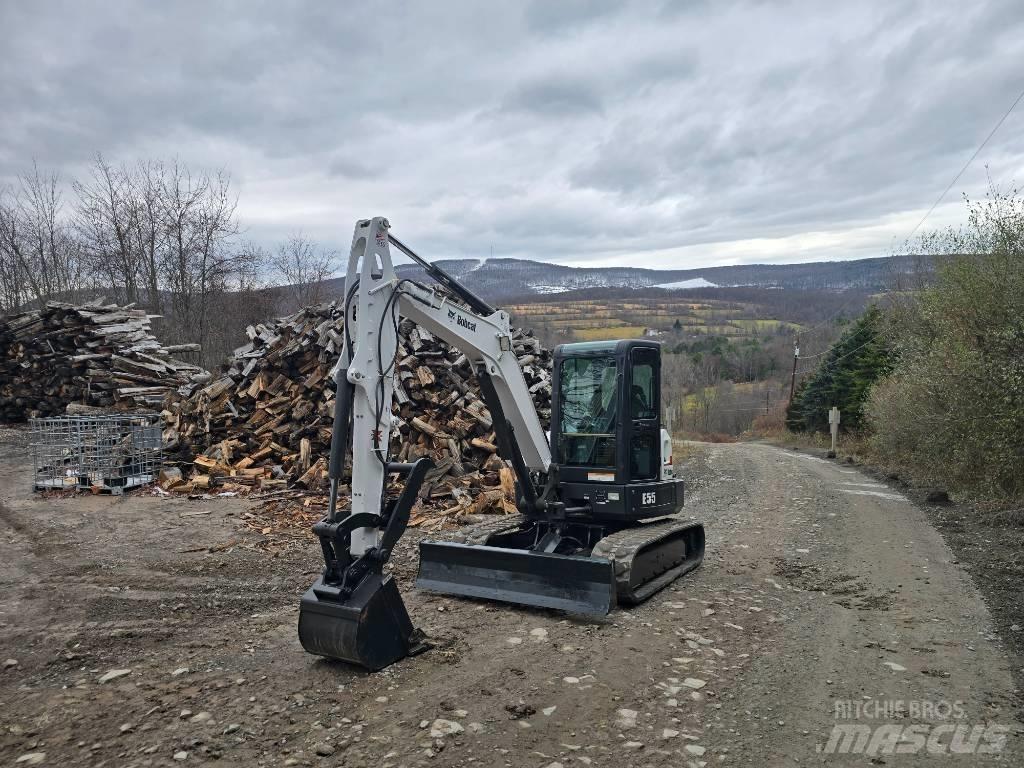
[0,301,209,422]
[162,302,553,520]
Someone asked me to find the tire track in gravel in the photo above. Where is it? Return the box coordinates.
[683,441,1023,766]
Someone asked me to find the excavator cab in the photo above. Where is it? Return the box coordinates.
[554,340,664,486]
[545,340,688,521]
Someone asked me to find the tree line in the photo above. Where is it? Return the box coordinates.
[788,185,1024,502]
[0,156,339,367]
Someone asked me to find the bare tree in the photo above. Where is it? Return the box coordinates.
[74,154,141,305]
[0,162,84,311]
[156,160,242,351]
[0,201,31,312]
[73,155,248,361]
[129,159,166,311]
[269,232,338,310]
[693,356,721,433]
[197,240,275,367]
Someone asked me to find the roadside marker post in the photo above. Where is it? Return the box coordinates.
[788,340,799,404]
[828,407,840,458]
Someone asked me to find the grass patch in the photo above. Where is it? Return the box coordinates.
[573,325,646,341]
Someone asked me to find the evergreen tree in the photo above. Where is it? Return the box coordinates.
[786,306,891,432]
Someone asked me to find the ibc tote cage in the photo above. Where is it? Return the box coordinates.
[30,413,163,494]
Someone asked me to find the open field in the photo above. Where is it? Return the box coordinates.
[572,324,646,341]
[507,294,804,343]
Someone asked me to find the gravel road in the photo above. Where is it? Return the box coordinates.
[1,430,1021,766]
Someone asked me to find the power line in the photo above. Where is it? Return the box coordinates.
[797,322,872,360]
[795,329,883,376]
[902,84,1024,245]
[681,409,780,419]
[794,82,1024,372]
[792,290,870,340]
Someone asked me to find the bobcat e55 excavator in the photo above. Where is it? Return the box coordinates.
[297,217,706,670]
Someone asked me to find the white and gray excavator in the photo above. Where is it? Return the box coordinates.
[298,217,705,670]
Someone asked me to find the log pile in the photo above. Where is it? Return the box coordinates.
[0,301,209,422]
[162,302,553,521]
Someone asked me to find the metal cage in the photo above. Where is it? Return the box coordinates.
[30,413,163,494]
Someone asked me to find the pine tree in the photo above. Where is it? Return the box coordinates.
[786,306,891,432]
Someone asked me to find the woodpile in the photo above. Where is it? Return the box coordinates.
[162,302,553,522]
[0,301,209,422]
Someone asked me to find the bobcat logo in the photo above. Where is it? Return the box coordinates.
[448,308,477,332]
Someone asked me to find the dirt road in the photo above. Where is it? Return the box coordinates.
[1,431,1021,767]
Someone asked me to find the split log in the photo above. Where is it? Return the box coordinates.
[0,300,207,423]
[160,299,553,522]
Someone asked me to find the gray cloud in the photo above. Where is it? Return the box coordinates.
[502,77,605,117]
[523,0,621,34]
[2,0,1024,268]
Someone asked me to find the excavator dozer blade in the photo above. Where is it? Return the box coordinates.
[416,541,616,616]
[298,572,422,671]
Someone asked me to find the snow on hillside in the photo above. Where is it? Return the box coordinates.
[656,277,719,289]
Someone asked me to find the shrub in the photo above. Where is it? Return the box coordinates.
[865,187,1024,500]
[751,406,787,437]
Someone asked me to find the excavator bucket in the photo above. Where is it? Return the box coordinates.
[416,542,617,616]
[298,572,422,671]
[298,456,434,671]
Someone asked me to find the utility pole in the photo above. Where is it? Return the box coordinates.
[788,338,800,405]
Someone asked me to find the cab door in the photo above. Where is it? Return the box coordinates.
[626,345,660,481]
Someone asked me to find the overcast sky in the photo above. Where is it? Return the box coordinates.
[3,0,1024,269]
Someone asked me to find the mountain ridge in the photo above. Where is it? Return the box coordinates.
[326,253,924,301]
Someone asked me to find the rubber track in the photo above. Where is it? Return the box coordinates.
[591,518,705,604]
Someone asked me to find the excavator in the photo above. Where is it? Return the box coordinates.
[297,217,705,671]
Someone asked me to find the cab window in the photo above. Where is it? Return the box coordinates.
[558,356,617,467]
[630,349,657,420]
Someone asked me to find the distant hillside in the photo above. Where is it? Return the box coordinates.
[311,253,926,307]
[503,284,871,347]
[389,254,920,301]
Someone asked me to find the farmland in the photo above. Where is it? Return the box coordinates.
[506,286,869,438]
[506,289,814,345]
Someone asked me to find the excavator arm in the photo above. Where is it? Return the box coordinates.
[336,217,551,555]
[299,217,555,670]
